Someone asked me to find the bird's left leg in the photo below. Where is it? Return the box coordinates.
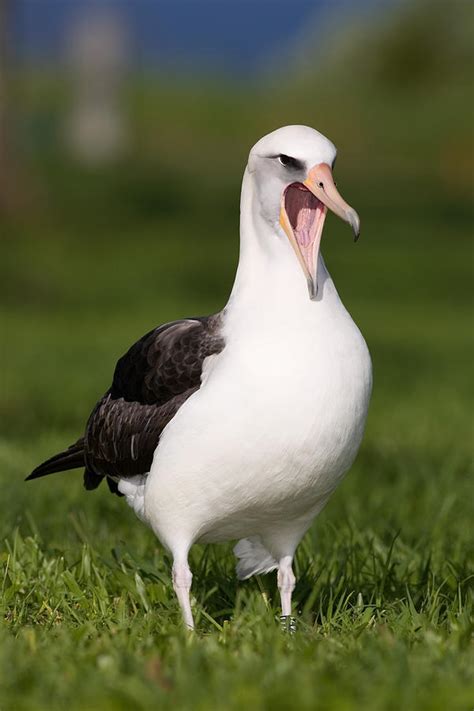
[172,554,194,630]
[277,554,296,619]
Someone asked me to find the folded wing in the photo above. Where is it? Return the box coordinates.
[27,315,224,495]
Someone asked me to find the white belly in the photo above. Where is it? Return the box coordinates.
[143,290,372,549]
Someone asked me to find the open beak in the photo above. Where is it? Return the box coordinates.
[279,163,360,299]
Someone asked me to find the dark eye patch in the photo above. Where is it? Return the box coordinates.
[277,154,303,170]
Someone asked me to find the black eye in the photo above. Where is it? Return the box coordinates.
[278,154,302,170]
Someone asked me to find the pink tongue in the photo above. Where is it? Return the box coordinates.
[284,183,327,287]
[293,196,326,277]
[295,204,320,247]
[285,184,323,251]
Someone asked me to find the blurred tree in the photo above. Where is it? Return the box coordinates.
[0,0,28,214]
[0,0,12,210]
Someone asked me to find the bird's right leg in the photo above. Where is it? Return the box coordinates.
[276,552,297,633]
[172,554,194,629]
[277,555,296,618]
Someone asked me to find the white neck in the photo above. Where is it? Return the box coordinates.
[224,168,344,335]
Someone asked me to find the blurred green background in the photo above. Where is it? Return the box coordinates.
[0,0,473,709]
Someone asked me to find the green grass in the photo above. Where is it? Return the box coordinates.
[1,2,473,704]
[1,185,472,709]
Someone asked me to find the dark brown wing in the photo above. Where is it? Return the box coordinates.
[26,315,224,494]
[83,315,224,492]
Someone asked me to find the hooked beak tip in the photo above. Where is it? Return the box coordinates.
[347,209,360,242]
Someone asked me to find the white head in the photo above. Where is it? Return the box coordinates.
[245,125,360,299]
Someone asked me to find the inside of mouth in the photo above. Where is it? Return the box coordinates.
[284,183,326,249]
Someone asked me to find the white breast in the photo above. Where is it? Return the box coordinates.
[143,259,372,550]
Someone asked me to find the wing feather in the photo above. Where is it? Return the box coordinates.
[84,315,224,489]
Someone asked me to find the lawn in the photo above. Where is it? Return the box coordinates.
[1,157,472,709]
[1,3,473,705]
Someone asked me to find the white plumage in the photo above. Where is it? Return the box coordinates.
[120,125,372,628]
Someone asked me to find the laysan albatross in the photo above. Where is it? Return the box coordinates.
[28,125,372,629]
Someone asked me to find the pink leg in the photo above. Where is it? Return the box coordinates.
[277,555,296,618]
[172,559,194,629]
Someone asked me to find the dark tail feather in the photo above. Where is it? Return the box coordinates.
[26,438,85,481]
